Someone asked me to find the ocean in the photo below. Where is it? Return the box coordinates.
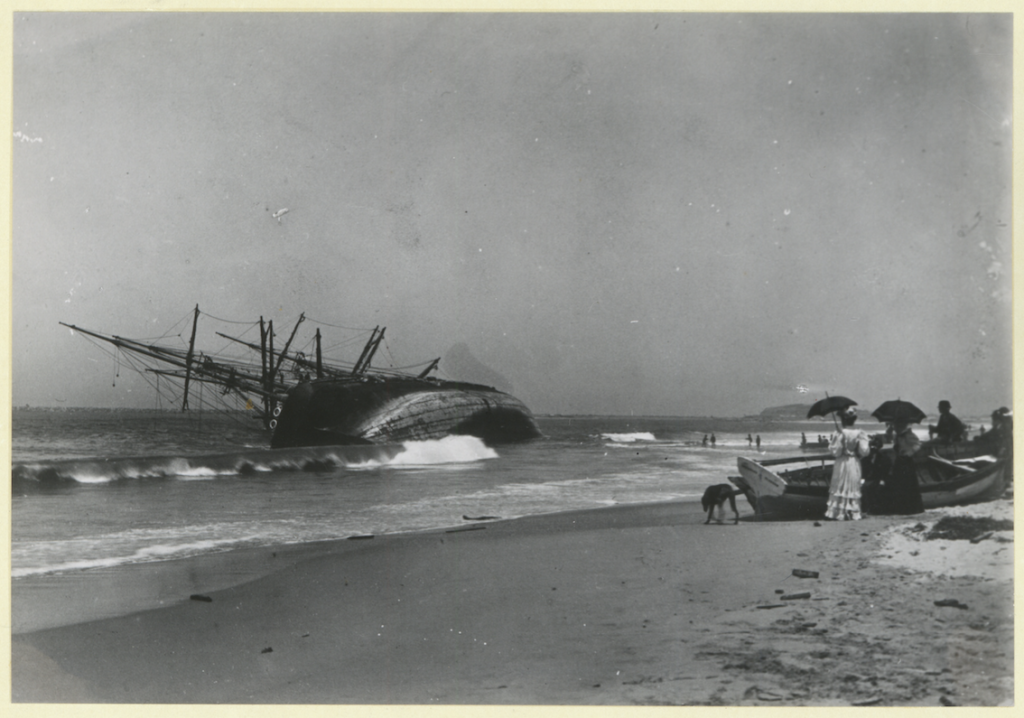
[11,407,922,584]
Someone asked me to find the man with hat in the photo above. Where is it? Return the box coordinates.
[929,400,966,445]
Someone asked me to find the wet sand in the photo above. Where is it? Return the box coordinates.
[11,498,1014,706]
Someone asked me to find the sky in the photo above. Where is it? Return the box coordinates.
[10,11,1014,417]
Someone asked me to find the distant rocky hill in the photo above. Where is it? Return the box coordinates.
[442,343,514,393]
[758,403,866,420]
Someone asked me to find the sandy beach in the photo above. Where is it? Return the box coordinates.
[11,497,1014,707]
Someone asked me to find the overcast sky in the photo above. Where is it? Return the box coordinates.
[12,12,1013,417]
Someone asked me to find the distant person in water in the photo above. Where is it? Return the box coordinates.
[755,435,761,450]
[711,433,717,447]
[824,407,871,520]
[928,400,966,445]
[747,434,753,446]
[702,435,708,446]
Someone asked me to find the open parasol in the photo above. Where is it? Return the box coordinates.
[806,396,858,419]
[871,399,927,425]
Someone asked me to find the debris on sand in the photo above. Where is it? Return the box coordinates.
[792,569,819,578]
[877,499,1014,580]
[925,516,1012,542]
[969,531,995,544]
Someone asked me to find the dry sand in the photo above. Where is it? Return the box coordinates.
[10,497,1014,707]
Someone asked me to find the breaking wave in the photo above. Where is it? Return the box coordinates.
[390,435,498,465]
[12,537,243,578]
[11,435,498,488]
[601,432,657,443]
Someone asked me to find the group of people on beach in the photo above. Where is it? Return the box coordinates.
[824,400,981,521]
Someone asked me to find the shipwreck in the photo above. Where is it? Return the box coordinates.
[61,306,541,448]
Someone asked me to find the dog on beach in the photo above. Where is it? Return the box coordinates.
[701,484,740,524]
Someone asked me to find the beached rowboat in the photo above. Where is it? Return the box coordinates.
[730,451,1006,521]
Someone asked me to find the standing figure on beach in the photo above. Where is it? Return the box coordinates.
[824,407,870,521]
[710,433,717,447]
[702,434,708,446]
[985,407,1013,464]
[859,434,890,514]
[880,421,924,514]
[755,435,761,450]
[747,434,753,446]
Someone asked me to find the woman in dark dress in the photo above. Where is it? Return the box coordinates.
[860,434,890,515]
[879,420,925,514]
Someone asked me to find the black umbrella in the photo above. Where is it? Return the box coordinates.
[871,399,927,425]
[806,396,858,419]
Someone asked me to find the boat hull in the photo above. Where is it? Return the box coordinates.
[731,453,1006,521]
[918,456,1006,508]
[270,378,542,448]
[732,456,833,520]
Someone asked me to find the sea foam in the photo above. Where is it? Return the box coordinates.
[390,435,498,466]
[602,432,657,443]
[12,435,500,486]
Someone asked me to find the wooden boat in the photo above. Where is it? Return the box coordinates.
[730,450,1006,521]
[61,306,541,447]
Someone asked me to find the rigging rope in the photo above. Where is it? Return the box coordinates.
[198,310,261,325]
[302,315,377,332]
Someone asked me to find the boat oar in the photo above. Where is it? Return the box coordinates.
[926,455,976,476]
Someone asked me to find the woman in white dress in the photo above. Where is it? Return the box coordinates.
[825,407,870,520]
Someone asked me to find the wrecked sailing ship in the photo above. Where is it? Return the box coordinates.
[61,306,542,447]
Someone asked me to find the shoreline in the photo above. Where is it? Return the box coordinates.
[11,498,706,635]
[11,497,1014,705]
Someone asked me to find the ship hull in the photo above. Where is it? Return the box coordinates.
[270,378,542,448]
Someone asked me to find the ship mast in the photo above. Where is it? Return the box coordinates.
[181,304,200,411]
[352,326,379,375]
[417,358,440,379]
[260,317,274,429]
[315,328,323,379]
[271,313,305,383]
[353,327,385,375]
